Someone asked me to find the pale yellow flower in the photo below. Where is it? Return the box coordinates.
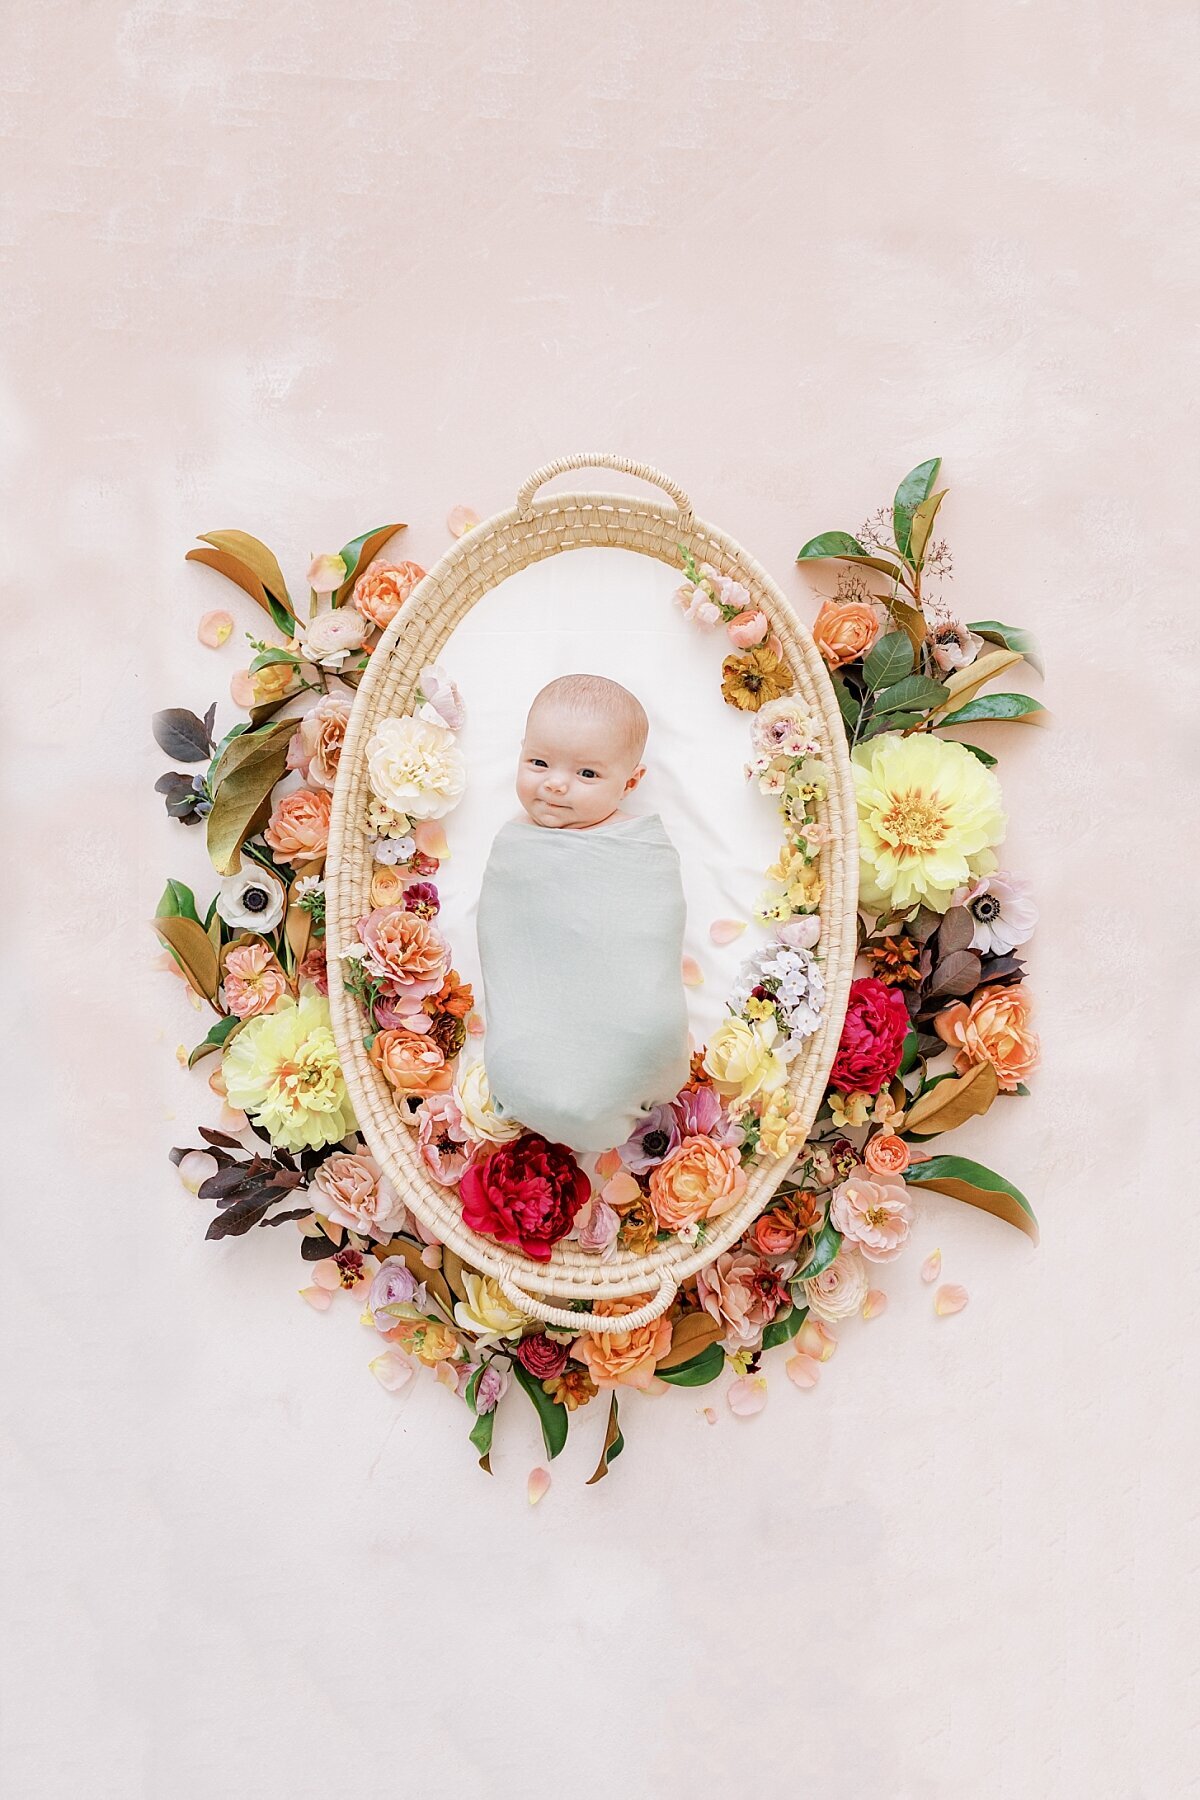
[828,1089,872,1130]
[703,1016,789,1102]
[453,1273,531,1343]
[453,1060,522,1143]
[758,1086,806,1157]
[853,733,1005,913]
[222,993,355,1152]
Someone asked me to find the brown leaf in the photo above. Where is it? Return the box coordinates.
[205,718,298,876]
[285,888,312,973]
[153,915,222,1009]
[373,1237,455,1320]
[936,906,975,957]
[925,948,982,1001]
[196,531,292,616]
[902,1060,999,1136]
[656,1309,723,1371]
[889,598,927,653]
[440,1248,474,1304]
[586,1393,623,1486]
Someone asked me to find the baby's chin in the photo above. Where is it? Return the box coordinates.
[524,799,601,828]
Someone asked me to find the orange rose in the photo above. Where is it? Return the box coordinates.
[863,1132,911,1177]
[935,985,1040,1093]
[570,1297,673,1391]
[811,599,881,669]
[369,1027,454,1096]
[752,1209,800,1257]
[648,1134,748,1231]
[263,787,331,862]
[352,559,427,630]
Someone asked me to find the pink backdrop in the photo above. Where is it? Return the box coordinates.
[3,3,1194,1795]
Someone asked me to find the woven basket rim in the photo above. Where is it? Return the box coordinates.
[326,473,859,1312]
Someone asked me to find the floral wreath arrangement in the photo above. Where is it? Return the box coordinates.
[157,460,1042,1492]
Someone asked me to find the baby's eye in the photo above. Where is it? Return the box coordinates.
[529,757,547,768]
[580,768,598,780]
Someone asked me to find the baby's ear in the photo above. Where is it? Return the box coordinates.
[625,763,647,792]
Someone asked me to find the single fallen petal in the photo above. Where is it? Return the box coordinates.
[413,819,449,859]
[594,1147,623,1180]
[434,1358,461,1392]
[767,631,784,659]
[795,1317,838,1362]
[727,1373,768,1416]
[785,1352,822,1389]
[681,954,705,987]
[862,1288,889,1319]
[174,1043,188,1066]
[370,1349,415,1391]
[218,1104,248,1134]
[921,1249,942,1284]
[602,1170,642,1207]
[230,669,256,709]
[702,1406,718,1425]
[300,1286,334,1312]
[528,1466,551,1506]
[466,1011,485,1036]
[447,504,479,538]
[208,1067,228,1098]
[198,609,234,648]
[312,1260,341,1291]
[709,918,748,946]
[307,552,347,593]
[935,1283,969,1316]
[176,1150,219,1194]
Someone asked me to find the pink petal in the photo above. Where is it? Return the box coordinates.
[862,1288,889,1319]
[785,1353,822,1389]
[767,631,784,659]
[528,1466,551,1506]
[176,1150,218,1194]
[413,819,449,859]
[935,1283,969,1316]
[300,1286,333,1312]
[921,1249,942,1284]
[198,609,234,648]
[447,504,479,538]
[727,1374,768,1416]
[594,1148,622,1180]
[419,1245,443,1269]
[370,1349,415,1391]
[434,1359,461,1392]
[681,954,705,987]
[702,1406,718,1425]
[230,669,256,709]
[218,1104,248,1134]
[312,1260,341,1291]
[709,918,748,946]
[602,1170,642,1207]
[466,1011,485,1036]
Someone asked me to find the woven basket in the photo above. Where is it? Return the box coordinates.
[327,454,858,1331]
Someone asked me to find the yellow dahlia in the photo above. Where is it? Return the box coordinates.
[852,732,1005,913]
[222,993,356,1152]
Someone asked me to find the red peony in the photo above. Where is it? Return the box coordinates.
[514,1333,569,1379]
[828,977,910,1095]
[459,1131,590,1262]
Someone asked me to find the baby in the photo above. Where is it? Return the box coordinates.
[475,674,692,1154]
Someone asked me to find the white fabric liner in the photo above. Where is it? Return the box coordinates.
[433,545,796,1133]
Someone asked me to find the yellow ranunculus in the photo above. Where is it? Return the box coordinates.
[222,993,355,1152]
[852,732,1005,913]
[758,1087,806,1158]
[453,1274,531,1343]
[703,1016,789,1102]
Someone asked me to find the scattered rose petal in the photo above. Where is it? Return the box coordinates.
[420,1245,442,1269]
[174,1043,187,1066]
[413,819,449,859]
[208,1067,228,1098]
[862,1288,889,1319]
[727,1373,768,1416]
[198,609,234,648]
[709,918,748,946]
[300,1286,334,1312]
[447,504,479,538]
[935,1283,969,1316]
[370,1349,415,1391]
[528,1466,551,1506]
[434,1359,461,1392]
[312,1261,341,1291]
[307,552,347,593]
[702,1406,718,1425]
[466,1011,485,1036]
[795,1317,838,1362]
[602,1170,642,1207]
[176,1150,218,1194]
[230,669,256,708]
[594,1148,622,1180]
[785,1352,822,1388]
[681,954,704,987]
[921,1249,942,1284]
[218,1104,247,1134]
[767,631,784,659]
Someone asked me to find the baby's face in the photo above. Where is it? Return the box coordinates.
[517,701,642,829]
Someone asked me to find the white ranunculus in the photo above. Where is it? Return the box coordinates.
[453,1060,522,1144]
[215,861,288,933]
[297,607,369,668]
[365,715,467,821]
[802,1246,870,1322]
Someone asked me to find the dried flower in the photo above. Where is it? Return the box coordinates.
[543,1367,598,1411]
[721,643,791,711]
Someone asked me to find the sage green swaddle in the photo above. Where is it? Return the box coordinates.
[476,812,692,1154]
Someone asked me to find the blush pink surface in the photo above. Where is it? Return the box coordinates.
[1,3,1193,1797]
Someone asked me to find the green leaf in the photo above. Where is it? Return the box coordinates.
[968,620,1044,677]
[586,1393,625,1485]
[796,530,867,560]
[187,1013,241,1068]
[205,718,300,877]
[863,630,914,692]
[655,1341,726,1387]
[959,742,998,767]
[899,1026,921,1076]
[872,674,950,716]
[156,879,201,924]
[939,693,1045,728]
[893,457,941,560]
[905,1155,1039,1244]
[248,647,300,672]
[468,1405,495,1472]
[908,488,947,566]
[334,523,408,605]
[830,672,861,731]
[861,711,923,739]
[761,1303,809,1351]
[791,1214,843,1290]
[510,1361,569,1459]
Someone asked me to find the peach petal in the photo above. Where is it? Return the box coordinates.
[306,552,347,593]
[921,1249,942,1284]
[312,1260,341,1291]
[370,1349,415,1391]
[702,1406,718,1425]
[447,504,479,537]
[420,1245,443,1269]
[594,1148,622,1180]
[413,819,449,859]
[862,1288,889,1319]
[935,1283,969,1316]
[198,609,234,648]
[300,1286,334,1311]
[230,669,256,708]
[174,1043,188,1066]
[681,954,704,987]
[434,1359,461,1392]
[709,918,748,946]
[602,1170,642,1207]
[176,1150,218,1194]
[218,1104,248,1134]
[795,1317,838,1362]
[528,1466,551,1506]
[767,631,784,659]
[727,1374,768,1416]
[208,1067,228,1098]
[785,1352,822,1388]
[466,1011,486,1036]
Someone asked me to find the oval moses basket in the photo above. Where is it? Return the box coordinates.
[328,454,859,1331]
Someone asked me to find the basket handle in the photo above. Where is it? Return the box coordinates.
[495,1267,678,1334]
[516,454,694,526]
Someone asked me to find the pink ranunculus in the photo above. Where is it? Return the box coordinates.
[829,1169,914,1263]
[575,1194,620,1255]
[222,942,289,1019]
[356,906,450,999]
[416,663,466,732]
[696,1250,792,1353]
[670,1083,743,1145]
[367,1256,426,1333]
[474,1361,509,1414]
[417,1090,474,1186]
[727,608,769,648]
[310,1150,408,1242]
[828,977,910,1095]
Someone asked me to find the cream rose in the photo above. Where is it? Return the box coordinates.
[310,1150,407,1241]
[802,1247,870,1322]
[452,1273,531,1343]
[702,1015,790,1102]
[366,715,467,821]
[453,1060,522,1144]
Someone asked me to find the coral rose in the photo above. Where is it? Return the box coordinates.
[811,599,881,668]
[263,787,331,863]
[648,1134,748,1231]
[752,1207,801,1257]
[369,1027,454,1096]
[935,984,1040,1093]
[696,1250,790,1352]
[310,1149,407,1241]
[286,693,352,792]
[459,1131,590,1261]
[829,1169,914,1262]
[829,977,910,1095]
[357,907,450,999]
[569,1297,673,1391]
[863,1132,911,1177]
[222,942,288,1019]
[353,558,427,629]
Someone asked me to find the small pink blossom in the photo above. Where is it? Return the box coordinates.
[575,1195,620,1255]
[417,1090,473,1186]
[416,663,466,732]
[727,608,769,648]
[829,1170,914,1263]
[222,943,289,1019]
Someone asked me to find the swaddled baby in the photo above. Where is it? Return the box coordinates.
[475,674,691,1154]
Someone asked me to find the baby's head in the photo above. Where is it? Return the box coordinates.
[517,674,648,830]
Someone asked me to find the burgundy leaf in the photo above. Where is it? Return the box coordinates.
[937,906,975,956]
[924,949,982,1001]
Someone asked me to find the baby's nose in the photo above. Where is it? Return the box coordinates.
[543,774,568,794]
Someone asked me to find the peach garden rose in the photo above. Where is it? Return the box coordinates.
[569,1297,673,1391]
[286,692,352,792]
[935,984,1040,1092]
[647,1134,748,1231]
[352,558,427,629]
[811,598,881,668]
[264,787,331,862]
[222,942,288,1019]
[310,1149,407,1241]
[369,1027,454,1097]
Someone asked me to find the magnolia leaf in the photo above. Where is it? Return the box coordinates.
[510,1361,568,1458]
[893,457,941,561]
[153,708,214,763]
[830,672,861,731]
[655,1342,726,1387]
[197,531,291,616]
[871,673,949,716]
[156,878,201,924]
[187,543,292,635]
[793,1214,843,1287]
[656,1310,723,1371]
[888,597,928,653]
[761,1302,809,1351]
[935,649,1024,716]
[968,619,1044,677]
[334,523,407,604]
[586,1393,625,1485]
[187,1013,243,1068]
[796,530,866,560]
[440,1248,473,1304]
[960,742,998,768]
[862,710,923,739]
[468,1404,495,1472]
[906,1154,1039,1243]
[903,1059,999,1135]
[940,692,1046,728]
[863,630,914,692]
[205,718,298,877]
[908,488,947,566]
[899,1026,921,1076]
[153,914,222,1008]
